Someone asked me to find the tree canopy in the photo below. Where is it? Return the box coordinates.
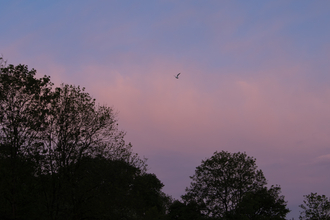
[228,185,290,220]
[0,62,168,220]
[181,151,289,219]
[299,192,330,220]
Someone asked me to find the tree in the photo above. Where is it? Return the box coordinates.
[41,83,146,172]
[182,151,268,218]
[0,63,53,219]
[0,64,52,156]
[1,62,161,220]
[227,185,289,220]
[299,193,330,220]
[36,83,148,219]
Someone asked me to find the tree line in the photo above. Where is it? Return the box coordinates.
[0,58,329,219]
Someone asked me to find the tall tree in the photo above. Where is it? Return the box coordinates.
[299,192,330,220]
[0,62,153,219]
[0,63,52,219]
[37,83,147,219]
[0,59,173,220]
[182,151,267,218]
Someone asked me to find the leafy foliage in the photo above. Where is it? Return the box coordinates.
[0,62,166,220]
[182,151,267,218]
[41,83,146,174]
[0,63,53,219]
[227,185,289,220]
[299,192,330,220]
[0,64,52,157]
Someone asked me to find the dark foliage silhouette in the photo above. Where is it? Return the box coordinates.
[0,62,168,220]
[181,151,289,219]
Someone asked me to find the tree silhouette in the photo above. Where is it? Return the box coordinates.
[182,151,289,219]
[0,63,52,219]
[0,62,168,220]
[227,185,289,220]
[299,193,330,220]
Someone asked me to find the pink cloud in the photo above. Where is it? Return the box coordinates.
[80,60,330,211]
[72,58,330,160]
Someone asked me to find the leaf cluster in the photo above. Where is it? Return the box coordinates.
[299,193,330,220]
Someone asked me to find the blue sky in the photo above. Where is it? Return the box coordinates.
[1,1,330,218]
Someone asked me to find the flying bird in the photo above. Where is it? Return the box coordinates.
[174,73,181,79]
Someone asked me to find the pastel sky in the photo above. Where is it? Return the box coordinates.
[1,1,330,218]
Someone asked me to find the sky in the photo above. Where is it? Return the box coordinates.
[1,1,330,218]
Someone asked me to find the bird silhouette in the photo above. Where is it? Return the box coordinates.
[174,73,181,79]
